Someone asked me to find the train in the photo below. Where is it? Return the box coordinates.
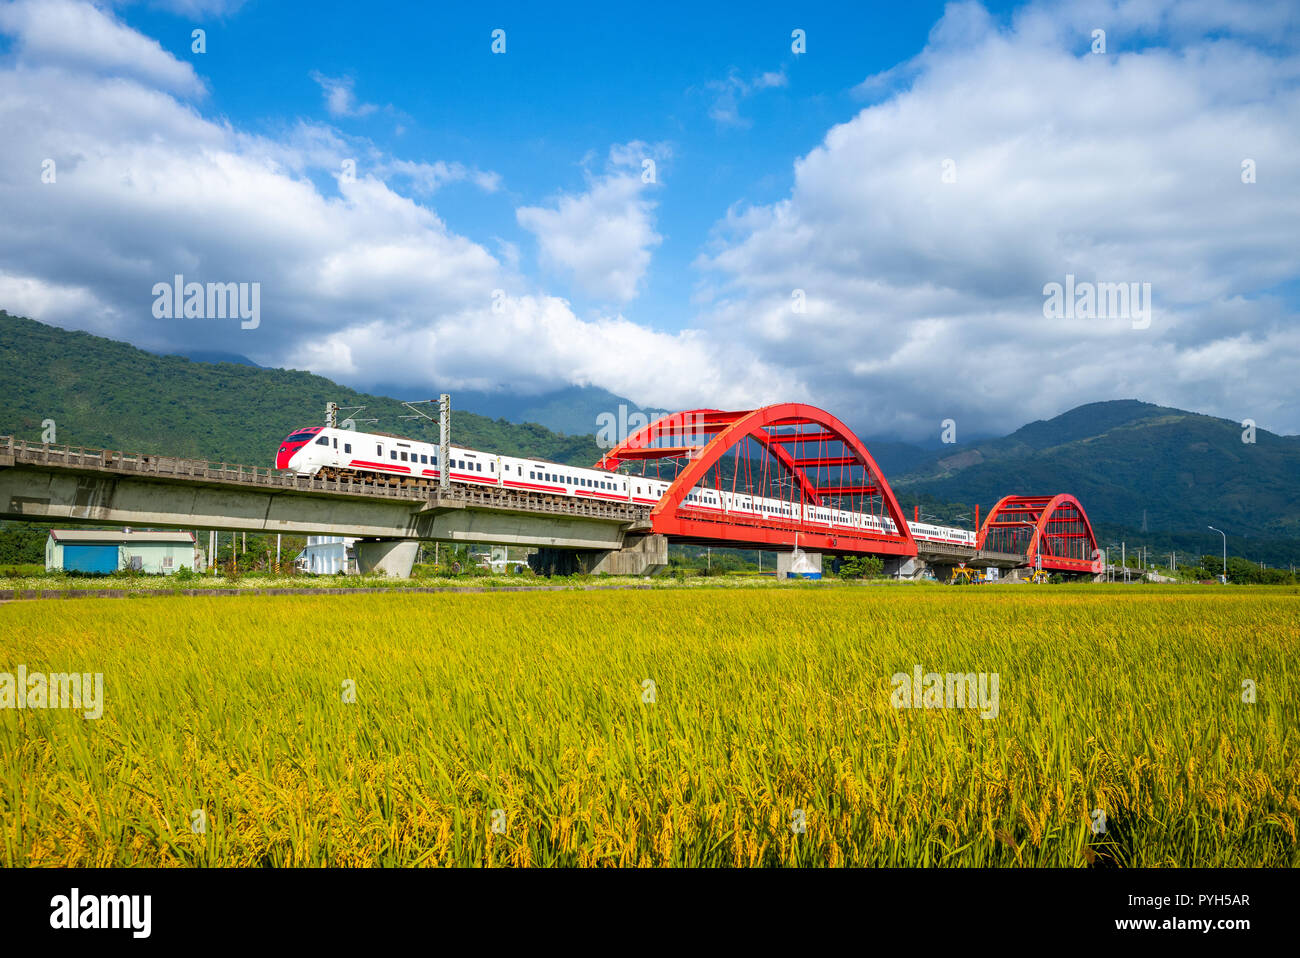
[275,425,977,546]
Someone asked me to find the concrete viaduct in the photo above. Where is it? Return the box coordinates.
[0,437,665,576]
[0,434,1083,580]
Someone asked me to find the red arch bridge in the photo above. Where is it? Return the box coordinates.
[585,403,1101,579]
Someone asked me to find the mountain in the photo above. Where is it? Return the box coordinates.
[361,382,665,439]
[165,350,263,367]
[892,400,1300,561]
[0,311,602,468]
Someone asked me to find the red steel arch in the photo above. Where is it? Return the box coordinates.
[597,404,916,556]
[977,494,1099,573]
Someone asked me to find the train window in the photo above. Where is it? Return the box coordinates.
[316,437,329,446]
[344,443,351,454]
[529,471,535,479]
[333,438,338,449]
[377,445,382,455]
[400,452,408,461]
[420,455,427,464]
[390,451,397,460]
[476,463,482,472]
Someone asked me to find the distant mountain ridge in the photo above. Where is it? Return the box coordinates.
[893,400,1300,545]
[0,310,603,468]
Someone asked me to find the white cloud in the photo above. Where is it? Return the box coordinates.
[695,0,1300,437]
[516,143,668,303]
[0,4,782,415]
[704,67,788,128]
[139,1,249,16]
[0,0,204,95]
[383,158,501,195]
[310,71,378,118]
[298,295,802,413]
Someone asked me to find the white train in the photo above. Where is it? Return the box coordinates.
[275,425,977,546]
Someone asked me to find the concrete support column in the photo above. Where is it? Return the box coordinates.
[883,556,921,579]
[928,562,956,583]
[586,533,667,575]
[355,538,419,578]
[777,551,823,579]
[529,534,669,577]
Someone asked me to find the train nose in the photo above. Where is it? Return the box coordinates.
[276,445,292,469]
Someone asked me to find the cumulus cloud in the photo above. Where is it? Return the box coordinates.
[516,143,669,303]
[696,0,1300,437]
[0,3,784,414]
[0,0,204,95]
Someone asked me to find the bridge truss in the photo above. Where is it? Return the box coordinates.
[595,403,916,556]
[976,494,1100,574]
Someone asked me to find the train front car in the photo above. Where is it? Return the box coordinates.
[276,426,323,472]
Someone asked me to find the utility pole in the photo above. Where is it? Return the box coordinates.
[438,393,450,491]
[1121,541,1126,583]
[276,534,281,571]
[1208,526,1227,581]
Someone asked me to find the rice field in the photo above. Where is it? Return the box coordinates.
[1,585,1296,867]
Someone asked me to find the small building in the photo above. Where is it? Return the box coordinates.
[295,536,356,574]
[46,529,201,575]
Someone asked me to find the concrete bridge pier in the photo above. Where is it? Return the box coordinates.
[355,538,420,578]
[529,533,668,577]
[883,556,922,579]
[927,562,957,583]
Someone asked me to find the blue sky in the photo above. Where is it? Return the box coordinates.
[1,0,1298,440]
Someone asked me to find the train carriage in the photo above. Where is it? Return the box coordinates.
[275,426,976,547]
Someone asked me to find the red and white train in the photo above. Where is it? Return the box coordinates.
[275,425,977,546]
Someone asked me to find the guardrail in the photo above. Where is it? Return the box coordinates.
[0,435,652,523]
[1,435,425,499]
[425,484,648,521]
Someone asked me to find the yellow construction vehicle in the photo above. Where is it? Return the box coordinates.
[950,565,987,585]
[1026,569,1051,584]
